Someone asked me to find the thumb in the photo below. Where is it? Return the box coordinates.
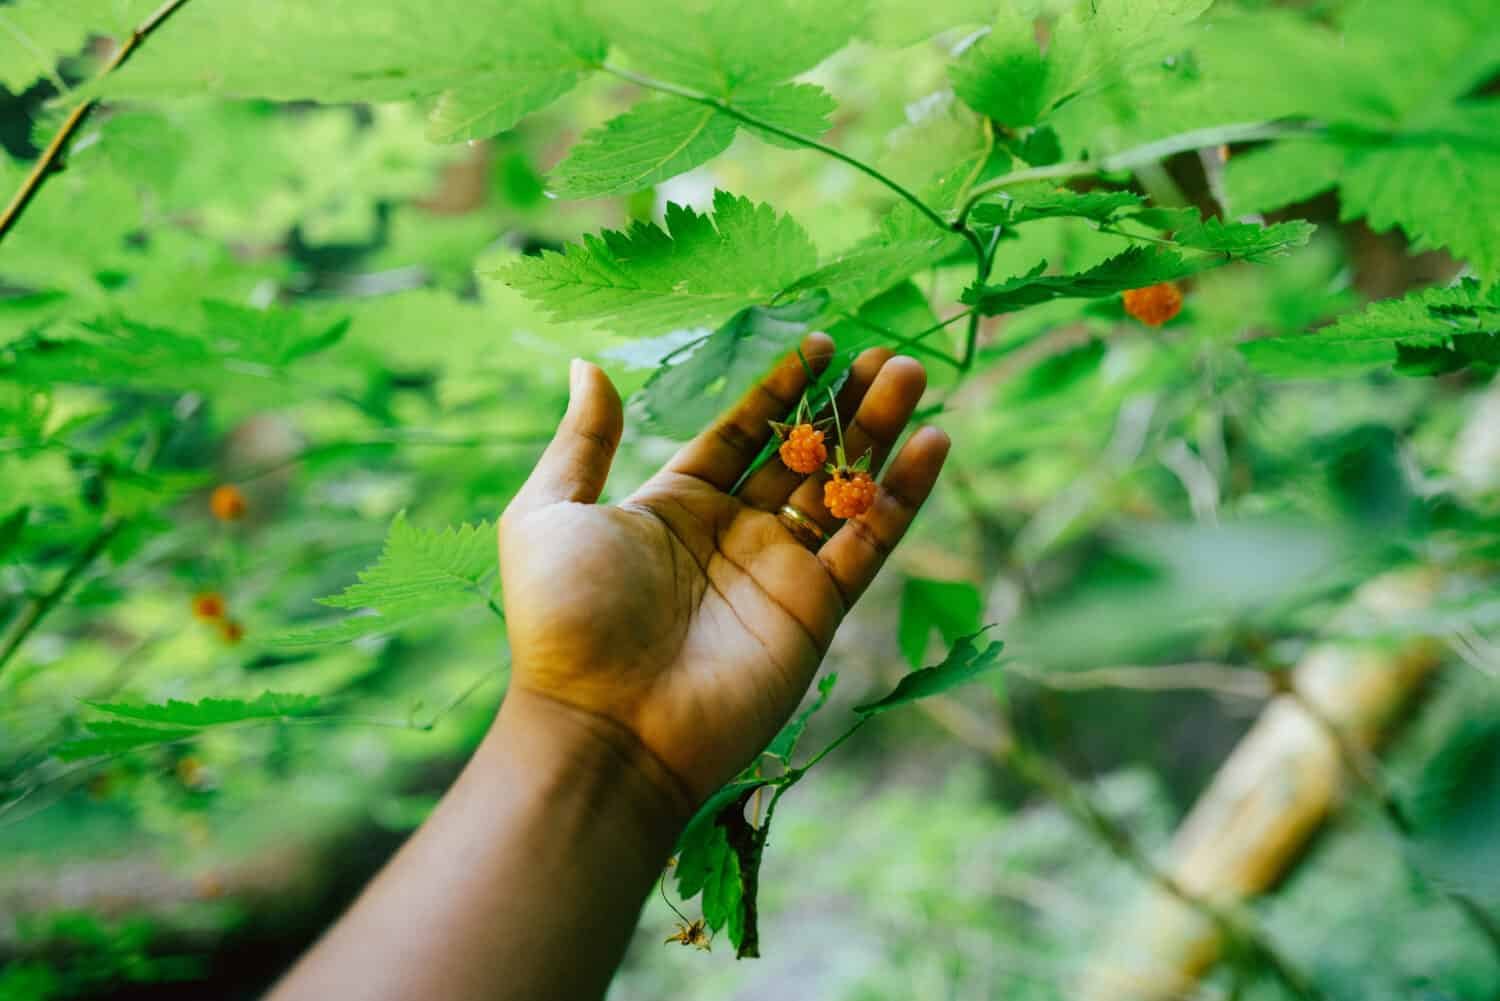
[508,359,623,517]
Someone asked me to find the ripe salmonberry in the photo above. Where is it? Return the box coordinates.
[778,424,827,474]
[824,469,877,520]
[209,484,247,522]
[192,592,227,621]
[1121,282,1184,327]
[217,619,246,645]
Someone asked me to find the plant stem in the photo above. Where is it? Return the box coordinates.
[953,119,1315,228]
[0,0,195,244]
[0,519,124,681]
[597,63,954,237]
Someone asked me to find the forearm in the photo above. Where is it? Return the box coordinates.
[267,688,689,1001]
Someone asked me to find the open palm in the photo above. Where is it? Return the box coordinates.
[499,335,949,807]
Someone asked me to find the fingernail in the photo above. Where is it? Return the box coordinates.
[569,358,585,396]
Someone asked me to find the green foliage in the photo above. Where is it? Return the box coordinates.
[2,0,1499,992]
[638,294,827,439]
[855,629,1005,715]
[501,190,817,337]
[274,513,497,647]
[897,577,983,670]
[54,692,323,759]
[1242,279,1500,377]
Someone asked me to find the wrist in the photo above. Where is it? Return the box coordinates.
[482,686,697,845]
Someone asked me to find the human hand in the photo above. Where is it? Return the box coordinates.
[497,336,949,815]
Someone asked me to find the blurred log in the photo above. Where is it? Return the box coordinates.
[1078,376,1500,1000]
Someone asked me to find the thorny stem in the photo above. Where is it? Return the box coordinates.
[0,0,196,244]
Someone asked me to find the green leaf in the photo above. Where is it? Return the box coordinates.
[1167,218,1318,261]
[501,190,818,338]
[639,292,829,440]
[1336,103,1500,279]
[898,578,983,670]
[948,10,1050,128]
[855,629,1005,716]
[0,0,157,92]
[964,247,1199,315]
[84,692,323,727]
[549,99,739,199]
[97,0,605,144]
[734,83,839,148]
[1240,279,1500,377]
[971,187,1145,226]
[53,721,199,761]
[318,512,496,617]
[1405,700,1500,909]
[0,506,28,561]
[592,0,867,95]
[1223,140,1345,217]
[764,673,838,762]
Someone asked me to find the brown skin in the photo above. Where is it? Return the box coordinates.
[268,337,949,1001]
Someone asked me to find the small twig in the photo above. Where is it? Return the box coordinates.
[0,0,196,244]
[1010,661,1273,700]
[0,519,123,681]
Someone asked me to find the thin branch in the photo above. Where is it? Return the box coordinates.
[0,519,123,681]
[0,0,196,244]
[1010,661,1273,700]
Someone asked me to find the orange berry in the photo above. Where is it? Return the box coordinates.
[823,470,877,520]
[1121,282,1183,327]
[192,592,227,621]
[217,619,245,645]
[209,484,247,522]
[778,424,827,475]
[176,756,205,787]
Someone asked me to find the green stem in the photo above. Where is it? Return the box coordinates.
[786,716,868,780]
[836,312,964,369]
[0,519,123,681]
[954,119,1316,228]
[598,63,954,237]
[0,0,195,244]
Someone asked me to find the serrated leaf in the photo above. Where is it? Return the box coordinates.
[1241,279,1500,377]
[898,578,983,670]
[971,187,1145,226]
[53,721,200,761]
[500,190,817,338]
[640,293,829,440]
[1337,103,1500,279]
[734,82,839,148]
[84,692,322,727]
[550,98,738,199]
[764,673,838,762]
[266,612,415,650]
[317,512,496,618]
[964,247,1200,314]
[593,0,866,96]
[1223,140,1345,217]
[854,629,1005,716]
[948,10,1050,128]
[1167,218,1316,261]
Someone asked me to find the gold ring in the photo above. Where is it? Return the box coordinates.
[777,503,828,549]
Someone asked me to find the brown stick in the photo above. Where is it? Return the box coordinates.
[0,0,194,244]
[1076,569,1445,1000]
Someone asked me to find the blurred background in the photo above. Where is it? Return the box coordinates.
[1,1,1498,999]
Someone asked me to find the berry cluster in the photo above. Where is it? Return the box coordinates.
[778,423,827,474]
[1121,282,1184,327]
[824,469,876,519]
